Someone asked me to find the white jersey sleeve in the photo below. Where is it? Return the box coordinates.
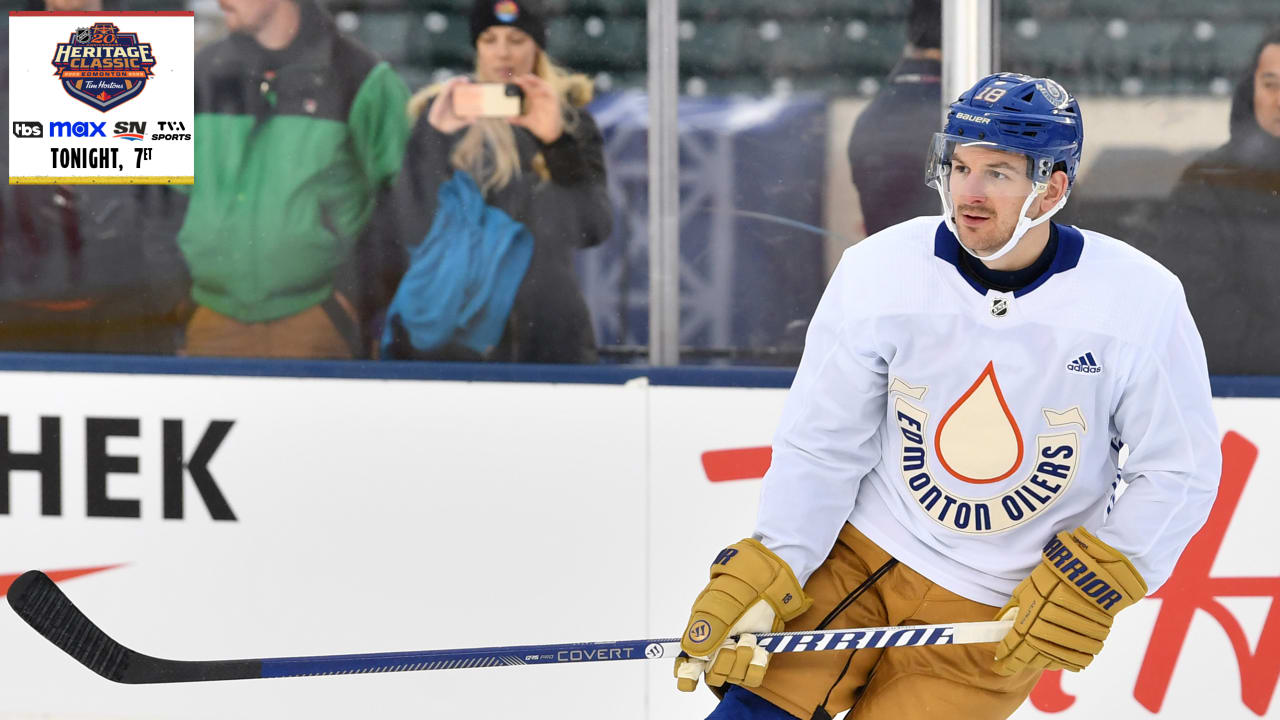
[1096,281,1221,592]
[754,251,888,585]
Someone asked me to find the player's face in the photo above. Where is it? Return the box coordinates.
[948,144,1039,256]
[1253,44,1280,139]
[218,0,286,35]
[475,26,539,82]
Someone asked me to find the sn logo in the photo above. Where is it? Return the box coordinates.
[12,121,43,138]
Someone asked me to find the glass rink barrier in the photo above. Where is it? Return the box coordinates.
[0,0,1278,719]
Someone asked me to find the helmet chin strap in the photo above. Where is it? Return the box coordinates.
[938,183,1069,264]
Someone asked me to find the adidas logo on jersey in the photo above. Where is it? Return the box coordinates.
[1066,352,1102,374]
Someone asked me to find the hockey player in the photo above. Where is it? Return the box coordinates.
[675,72,1222,720]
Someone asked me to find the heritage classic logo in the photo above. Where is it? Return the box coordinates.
[50,22,157,112]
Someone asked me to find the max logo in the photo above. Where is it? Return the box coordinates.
[1032,431,1279,715]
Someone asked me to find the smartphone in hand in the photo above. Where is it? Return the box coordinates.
[453,83,525,118]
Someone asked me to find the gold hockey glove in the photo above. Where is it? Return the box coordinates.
[674,538,812,692]
[993,527,1147,676]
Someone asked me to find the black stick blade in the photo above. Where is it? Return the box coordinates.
[7,570,136,682]
[7,570,261,684]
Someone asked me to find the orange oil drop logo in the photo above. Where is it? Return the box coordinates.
[934,361,1024,484]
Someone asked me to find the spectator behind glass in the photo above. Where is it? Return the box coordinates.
[381,0,611,364]
[176,0,410,359]
[846,0,942,237]
[1157,28,1280,375]
[0,0,189,354]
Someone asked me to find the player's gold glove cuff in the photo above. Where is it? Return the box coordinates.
[993,527,1146,676]
[680,538,812,658]
[675,538,812,694]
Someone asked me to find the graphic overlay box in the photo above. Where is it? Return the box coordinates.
[8,11,193,185]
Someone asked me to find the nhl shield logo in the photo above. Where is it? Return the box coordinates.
[50,22,157,112]
[991,297,1009,317]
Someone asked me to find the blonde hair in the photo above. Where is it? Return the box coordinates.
[407,51,594,194]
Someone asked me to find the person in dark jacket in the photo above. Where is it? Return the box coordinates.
[0,0,189,354]
[177,0,410,359]
[385,0,611,364]
[1155,27,1280,375]
[846,0,941,237]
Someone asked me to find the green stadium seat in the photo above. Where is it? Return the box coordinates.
[547,16,645,73]
[1199,22,1270,77]
[406,12,474,67]
[829,19,905,78]
[1091,20,1188,77]
[709,74,771,96]
[809,0,907,17]
[597,0,647,17]
[565,0,608,16]
[678,0,733,20]
[758,22,840,74]
[350,11,411,64]
[791,72,861,96]
[1063,0,1166,20]
[401,0,473,12]
[598,71,646,91]
[681,19,750,75]
[1001,19,1098,79]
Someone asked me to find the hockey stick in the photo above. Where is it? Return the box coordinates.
[7,570,1012,684]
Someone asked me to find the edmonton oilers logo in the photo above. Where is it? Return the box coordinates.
[50,22,156,112]
[494,0,519,22]
[687,620,712,644]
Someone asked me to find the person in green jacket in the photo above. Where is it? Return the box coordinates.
[178,0,410,358]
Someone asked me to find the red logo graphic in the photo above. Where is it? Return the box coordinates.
[1031,431,1278,715]
[701,446,771,482]
[0,564,123,596]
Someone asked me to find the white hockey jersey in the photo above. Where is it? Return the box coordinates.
[756,217,1222,606]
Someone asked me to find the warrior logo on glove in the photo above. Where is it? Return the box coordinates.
[675,538,813,693]
[993,526,1147,676]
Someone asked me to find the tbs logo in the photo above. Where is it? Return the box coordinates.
[12,121,43,138]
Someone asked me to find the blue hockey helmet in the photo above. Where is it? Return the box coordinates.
[926,73,1083,261]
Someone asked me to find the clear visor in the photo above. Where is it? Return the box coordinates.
[925,133,1055,199]
[925,133,1069,263]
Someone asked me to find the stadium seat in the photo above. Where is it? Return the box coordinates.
[1002,18,1098,78]
[406,12,474,67]
[401,0,473,12]
[680,19,750,75]
[564,0,608,16]
[791,72,861,95]
[1091,20,1188,77]
[758,22,840,74]
[547,16,645,73]
[709,73,771,96]
[1209,22,1269,76]
[829,20,905,78]
[350,11,411,65]
[811,0,907,17]
[597,0,647,17]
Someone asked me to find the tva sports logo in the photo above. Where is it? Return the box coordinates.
[50,22,156,112]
